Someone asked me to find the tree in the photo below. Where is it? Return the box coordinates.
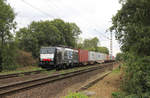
[0,0,16,46]
[110,0,150,97]
[51,19,81,47]
[16,20,62,57]
[83,37,99,50]
[2,42,18,70]
[0,0,16,71]
[115,53,124,61]
[96,47,109,54]
[81,37,109,54]
[16,19,81,57]
[76,37,84,49]
[110,0,150,56]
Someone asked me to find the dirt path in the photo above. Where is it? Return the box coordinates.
[84,68,122,98]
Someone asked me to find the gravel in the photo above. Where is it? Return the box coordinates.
[1,63,113,98]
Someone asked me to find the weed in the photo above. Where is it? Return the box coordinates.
[64,93,88,98]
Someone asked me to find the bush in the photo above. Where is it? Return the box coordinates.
[0,42,37,71]
[15,50,37,67]
[0,49,2,72]
[112,92,125,98]
[1,42,18,71]
[114,53,150,97]
[65,93,88,98]
[112,92,141,98]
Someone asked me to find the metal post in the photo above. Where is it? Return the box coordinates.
[110,32,113,60]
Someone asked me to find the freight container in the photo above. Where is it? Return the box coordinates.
[95,53,107,63]
[112,56,115,60]
[88,51,108,63]
[106,55,110,60]
[101,53,107,60]
[88,51,97,62]
[78,49,88,63]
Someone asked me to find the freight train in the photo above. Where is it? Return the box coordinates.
[39,46,114,69]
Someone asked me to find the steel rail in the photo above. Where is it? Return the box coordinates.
[0,69,45,79]
[0,63,113,95]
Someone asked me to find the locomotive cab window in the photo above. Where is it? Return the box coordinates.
[40,48,55,54]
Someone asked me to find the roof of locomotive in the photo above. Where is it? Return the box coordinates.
[41,46,74,51]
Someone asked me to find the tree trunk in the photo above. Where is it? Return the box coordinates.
[0,32,4,71]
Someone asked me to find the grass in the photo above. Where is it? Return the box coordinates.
[64,92,88,98]
[42,69,56,75]
[0,65,95,76]
[0,64,104,76]
[112,67,120,74]
[0,66,43,75]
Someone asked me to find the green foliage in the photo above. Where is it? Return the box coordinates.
[65,93,88,98]
[122,54,150,95]
[0,0,16,71]
[83,37,99,50]
[0,0,16,48]
[112,92,140,98]
[77,37,109,54]
[16,19,81,58]
[2,42,19,71]
[116,53,124,61]
[96,47,109,54]
[110,0,150,97]
[51,19,81,47]
[112,92,125,98]
[110,0,150,56]
[0,0,16,46]
[112,67,120,74]
[0,44,2,71]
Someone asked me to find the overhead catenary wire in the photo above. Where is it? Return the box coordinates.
[20,0,113,56]
[94,28,113,58]
[94,29,110,40]
[21,0,56,18]
[46,1,62,18]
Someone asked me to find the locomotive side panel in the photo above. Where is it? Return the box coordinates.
[73,49,79,64]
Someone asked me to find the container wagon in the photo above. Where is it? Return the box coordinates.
[78,49,88,65]
[95,53,107,63]
[88,51,97,64]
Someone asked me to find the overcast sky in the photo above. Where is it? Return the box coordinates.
[7,0,121,56]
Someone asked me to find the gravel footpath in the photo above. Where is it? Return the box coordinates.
[81,63,121,98]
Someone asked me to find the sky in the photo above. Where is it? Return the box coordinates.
[7,0,122,56]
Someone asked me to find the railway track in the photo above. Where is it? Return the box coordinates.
[0,63,113,96]
[0,62,115,80]
[0,69,45,79]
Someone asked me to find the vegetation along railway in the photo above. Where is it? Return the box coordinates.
[0,45,115,97]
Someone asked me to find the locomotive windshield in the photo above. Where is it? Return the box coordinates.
[40,47,55,54]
